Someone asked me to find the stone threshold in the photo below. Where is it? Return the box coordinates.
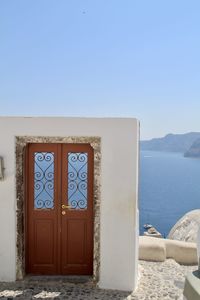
[20,275,94,284]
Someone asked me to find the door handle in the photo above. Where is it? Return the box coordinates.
[62,204,71,209]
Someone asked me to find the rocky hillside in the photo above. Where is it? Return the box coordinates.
[184,138,200,158]
[141,132,200,153]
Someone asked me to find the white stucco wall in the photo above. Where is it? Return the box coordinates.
[0,117,139,291]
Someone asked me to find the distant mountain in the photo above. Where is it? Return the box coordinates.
[184,138,200,157]
[141,132,200,153]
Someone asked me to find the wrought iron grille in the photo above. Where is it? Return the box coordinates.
[34,152,54,209]
[68,152,88,209]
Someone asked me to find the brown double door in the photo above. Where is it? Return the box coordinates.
[26,143,94,275]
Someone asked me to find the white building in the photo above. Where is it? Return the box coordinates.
[0,117,139,291]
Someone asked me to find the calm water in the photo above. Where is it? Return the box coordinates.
[139,150,200,236]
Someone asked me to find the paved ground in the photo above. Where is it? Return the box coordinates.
[0,260,198,299]
[135,259,197,300]
[0,276,130,300]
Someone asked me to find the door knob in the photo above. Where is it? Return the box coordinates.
[62,211,66,215]
[62,204,71,209]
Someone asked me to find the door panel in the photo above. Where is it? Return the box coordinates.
[26,144,59,274]
[62,219,86,263]
[61,144,93,274]
[26,143,93,275]
[34,219,54,265]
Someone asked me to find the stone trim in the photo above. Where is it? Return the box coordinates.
[15,136,101,282]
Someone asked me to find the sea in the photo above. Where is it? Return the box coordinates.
[139,150,200,237]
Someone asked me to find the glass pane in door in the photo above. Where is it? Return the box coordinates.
[34,152,54,209]
[68,152,88,209]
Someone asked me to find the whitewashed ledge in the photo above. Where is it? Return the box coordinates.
[130,259,197,300]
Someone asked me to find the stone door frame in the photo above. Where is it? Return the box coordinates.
[15,136,101,281]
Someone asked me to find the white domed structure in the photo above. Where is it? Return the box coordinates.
[168,209,200,243]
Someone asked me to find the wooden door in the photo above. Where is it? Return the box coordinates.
[26,143,94,275]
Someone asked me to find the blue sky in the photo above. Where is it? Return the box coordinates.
[0,1,200,139]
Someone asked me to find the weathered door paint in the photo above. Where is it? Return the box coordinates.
[26,143,94,275]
